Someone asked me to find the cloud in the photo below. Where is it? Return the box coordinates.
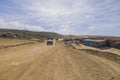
[0,17,74,35]
[0,0,120,35]
[88,26,96,30]
[25,0,94,24]
[57,25,73,35]
[0,18,4,27]
[0,18,46,31]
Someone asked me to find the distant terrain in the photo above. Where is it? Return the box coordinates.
[0,29,120,80]
[0,29,62,39]
[66,35,120,40]
[0,29,120,41]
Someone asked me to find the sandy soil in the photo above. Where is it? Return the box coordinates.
[72,44,120,56]
[0,38,32,46]
[0,40,120,80]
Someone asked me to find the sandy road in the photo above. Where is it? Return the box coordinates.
[0,42,120,80]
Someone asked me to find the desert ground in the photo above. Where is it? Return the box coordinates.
[0,39,120,80]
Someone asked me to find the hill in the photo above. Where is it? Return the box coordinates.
[0,29,62,39]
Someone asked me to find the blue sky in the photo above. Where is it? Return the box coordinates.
[0,0,120,36]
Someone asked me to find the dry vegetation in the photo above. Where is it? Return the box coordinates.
[0,38,35,50]
[0,38,33,46]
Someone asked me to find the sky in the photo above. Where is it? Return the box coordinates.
[0,0,120,36]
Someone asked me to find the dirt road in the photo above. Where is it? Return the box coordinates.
[0,42,120,80]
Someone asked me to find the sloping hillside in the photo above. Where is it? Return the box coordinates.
[0,29,62,39]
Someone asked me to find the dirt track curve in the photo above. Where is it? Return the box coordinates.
[0,42,120,80]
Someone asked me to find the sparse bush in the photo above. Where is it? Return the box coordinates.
[38,38,45,42]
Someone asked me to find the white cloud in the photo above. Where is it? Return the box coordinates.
[0,18,46,31]
[17,0,95,25]
[28,2,70,17]
[88,26,96,30]
[57,25,71,34]
[0,18,4,27]
[0,17,75,34]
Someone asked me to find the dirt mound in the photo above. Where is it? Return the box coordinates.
[0,42,34,49]
[81,49,120,64]
[107,40,120,49]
